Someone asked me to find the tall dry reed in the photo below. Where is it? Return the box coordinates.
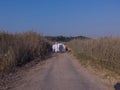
[68,37,120,75]
[0,31,52,75]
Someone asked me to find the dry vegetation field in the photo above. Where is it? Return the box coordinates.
[0,31,52,75]
[68,37,120,75]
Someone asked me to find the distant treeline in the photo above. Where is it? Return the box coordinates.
[45,36,90,42]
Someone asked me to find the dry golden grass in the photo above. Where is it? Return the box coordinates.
[68,37,120,75]
[0,31,52,75]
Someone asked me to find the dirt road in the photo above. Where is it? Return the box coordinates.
[11,53,113,90]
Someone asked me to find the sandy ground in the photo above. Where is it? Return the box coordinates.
[10,53,114,90]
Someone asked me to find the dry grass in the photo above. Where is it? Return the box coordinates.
[0,31,52,75]
[68,37,120,75]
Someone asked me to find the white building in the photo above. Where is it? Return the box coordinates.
[52,43,66,53]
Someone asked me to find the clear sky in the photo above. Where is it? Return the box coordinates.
[0,0,120,37]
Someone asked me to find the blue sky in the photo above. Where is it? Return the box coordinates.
[0,0,120,37]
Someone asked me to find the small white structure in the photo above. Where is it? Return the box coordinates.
[52,42,59,53]
[52,42,66,53]
[58,43,66,52]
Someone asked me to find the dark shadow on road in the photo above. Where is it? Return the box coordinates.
[114,83,120,90]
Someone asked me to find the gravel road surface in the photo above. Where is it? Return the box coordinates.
[11,53,113,90]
